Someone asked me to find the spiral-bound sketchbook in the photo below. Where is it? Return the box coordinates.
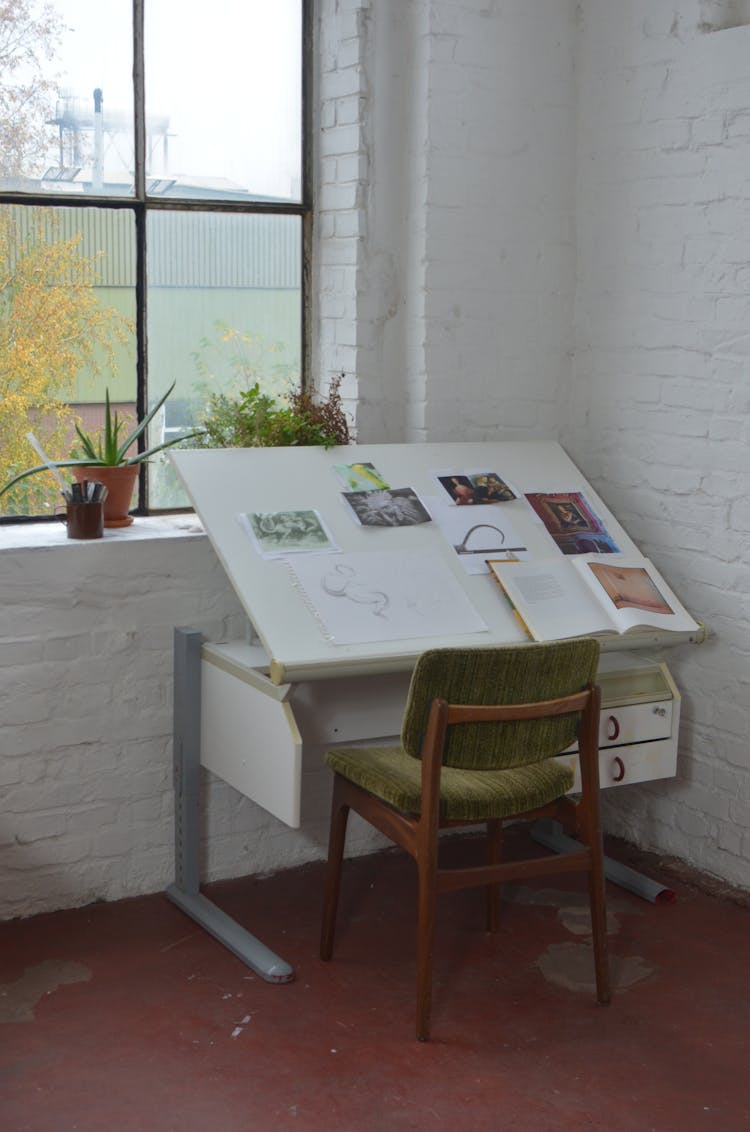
[286,549,488,646]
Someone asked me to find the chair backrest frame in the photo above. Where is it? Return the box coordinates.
[401,640,601,771]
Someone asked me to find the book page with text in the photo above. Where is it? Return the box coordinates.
[488,559,613,640]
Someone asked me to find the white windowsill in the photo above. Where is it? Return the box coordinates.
[0,513,206,551]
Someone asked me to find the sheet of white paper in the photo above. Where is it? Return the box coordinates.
[489,558,610,640]
[286,549,488,645]
[424,497,528,574]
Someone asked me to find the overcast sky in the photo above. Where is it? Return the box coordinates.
[54,0,301,198]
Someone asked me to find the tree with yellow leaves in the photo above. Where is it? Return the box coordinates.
[0,205,133,515]
[0,0,63,179]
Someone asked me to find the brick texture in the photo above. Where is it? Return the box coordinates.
[1,0,748,918]
[568,1,750,888]
[0,531,386,919]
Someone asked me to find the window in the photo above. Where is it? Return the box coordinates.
[0,0,309,519]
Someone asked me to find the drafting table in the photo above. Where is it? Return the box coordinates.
[166,441,704,981]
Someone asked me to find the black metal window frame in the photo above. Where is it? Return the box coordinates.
[0,0,312,519]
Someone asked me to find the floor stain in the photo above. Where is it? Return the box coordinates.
[0,960,92,1023]
[536,941,653,994]
[508,885,655,992]
[508,884,627,934]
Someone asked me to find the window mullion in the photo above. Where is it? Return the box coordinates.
[133,0,147,509]
[133,0,147,202]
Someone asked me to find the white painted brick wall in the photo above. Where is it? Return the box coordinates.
[0,527,385,920]
[0,530,249,919]
[314,0,370,421]
[2,0,749,920]
[317,0,749,890]
[417,2,578,443]
[316,0,578,445]
[568,1,750,888]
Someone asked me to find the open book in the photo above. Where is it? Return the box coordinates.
[487,556,699,641]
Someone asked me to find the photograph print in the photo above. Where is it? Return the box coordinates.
[241,509,337,556]
[587,562,674,615]
[469,472,516,503]
[333,461,390,492]
[342,487,432,527]
[525,491,619,555]
[438,471,516,506]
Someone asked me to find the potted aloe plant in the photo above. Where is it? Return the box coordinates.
[0,381,200,527]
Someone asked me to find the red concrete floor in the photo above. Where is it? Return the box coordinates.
[1,832,749,1132]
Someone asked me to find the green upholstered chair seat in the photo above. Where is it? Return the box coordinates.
[325,745,575,822]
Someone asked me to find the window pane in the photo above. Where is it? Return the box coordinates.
[1,2,306,522]
[0,204,136,518]
[145,0,302,202]
[0,1,134,196]
[146,210,302,509]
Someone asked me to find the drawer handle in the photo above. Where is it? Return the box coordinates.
[653,706,667,717]
[606,715,620,741]
[612,756,625,782]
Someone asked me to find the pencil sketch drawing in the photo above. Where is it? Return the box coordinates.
[321,563,389,618]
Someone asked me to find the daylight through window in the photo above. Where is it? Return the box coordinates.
[0,0,308,520]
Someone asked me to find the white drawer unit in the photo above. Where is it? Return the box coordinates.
[556,654,680,791]
[200,643,682,822]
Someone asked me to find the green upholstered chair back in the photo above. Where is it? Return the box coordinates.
[400,639,600,771]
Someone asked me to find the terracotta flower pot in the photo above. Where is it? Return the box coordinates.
[74,465,139,528]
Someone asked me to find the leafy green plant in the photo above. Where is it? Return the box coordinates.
[192,372,352,450]
[191,321,297,395]
[0,381,199,497]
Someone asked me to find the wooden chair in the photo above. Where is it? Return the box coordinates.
[320,639,610,1041]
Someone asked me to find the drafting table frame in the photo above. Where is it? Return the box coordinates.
[166,441,704,981]
[166,628,294,982]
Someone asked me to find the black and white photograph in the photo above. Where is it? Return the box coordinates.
[342,487,432,527]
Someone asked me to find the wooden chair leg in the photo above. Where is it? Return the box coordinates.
[486,819,503,933]
[415,853,438,1042]
[320,776,350,962]
[588,834,611,1005]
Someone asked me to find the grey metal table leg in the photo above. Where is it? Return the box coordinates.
[166,627,295,984]
[531,819,675,904]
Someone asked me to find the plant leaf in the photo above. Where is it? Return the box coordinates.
[124,430,203,464]
[114,380,177,463]
[0,458,105,497]
[74,423,99,461]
